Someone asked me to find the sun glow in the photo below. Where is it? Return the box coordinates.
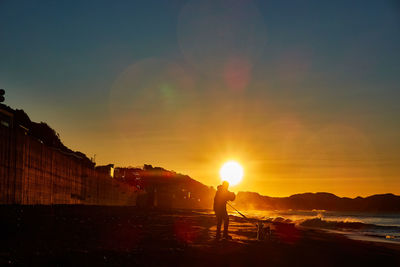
[219,161,244,186]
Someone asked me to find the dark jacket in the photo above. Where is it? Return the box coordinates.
[213,185,236,214]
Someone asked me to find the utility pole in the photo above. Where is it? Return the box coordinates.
[0,89,5,102]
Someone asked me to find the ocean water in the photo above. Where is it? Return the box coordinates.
[231,209,400,244]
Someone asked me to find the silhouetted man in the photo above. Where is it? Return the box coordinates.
[213,181,236,240]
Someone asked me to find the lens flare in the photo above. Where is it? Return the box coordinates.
[177,0,266,84]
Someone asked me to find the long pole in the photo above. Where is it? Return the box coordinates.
[227,202,260,228]
[227,202,270,240]
[227,202,250,220]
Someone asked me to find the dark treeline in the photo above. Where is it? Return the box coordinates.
[1,103,92,164]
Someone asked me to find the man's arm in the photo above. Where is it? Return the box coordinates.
[228,192,236,201]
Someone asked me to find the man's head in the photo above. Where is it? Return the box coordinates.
[221,181,229,190]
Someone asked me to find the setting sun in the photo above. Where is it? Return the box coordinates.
[219,161,244,186]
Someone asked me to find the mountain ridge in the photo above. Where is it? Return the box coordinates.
[234,191,400,212]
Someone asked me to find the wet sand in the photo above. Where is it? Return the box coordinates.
[0,206,399,266]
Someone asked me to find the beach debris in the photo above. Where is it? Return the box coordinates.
[257,221,272,241]
[257,221,264,240]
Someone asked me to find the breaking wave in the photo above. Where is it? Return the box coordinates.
[296,217,400,242]
[297,217,400,231]
[231,210,400,243]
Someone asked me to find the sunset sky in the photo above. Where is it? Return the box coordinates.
[1,0,399,197]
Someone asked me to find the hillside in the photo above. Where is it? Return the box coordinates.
[1,103,92,164]
[114,165,216,209]
[234,191,400,213]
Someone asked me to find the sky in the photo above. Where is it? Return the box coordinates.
[1,0,399,197]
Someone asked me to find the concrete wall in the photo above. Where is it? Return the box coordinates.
[0,124,137,205]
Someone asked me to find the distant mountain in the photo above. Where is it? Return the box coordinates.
[234,191,400,213]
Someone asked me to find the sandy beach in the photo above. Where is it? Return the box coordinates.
[1,206,399,266]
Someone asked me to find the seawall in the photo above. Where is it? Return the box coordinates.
[0,123,137,205]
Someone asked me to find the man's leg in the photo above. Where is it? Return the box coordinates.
[223,212,230,238]
[216,214,222,239]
